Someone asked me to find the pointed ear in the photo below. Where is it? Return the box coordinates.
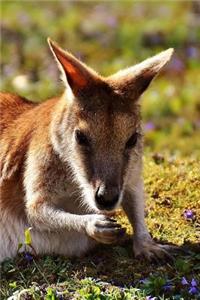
[47,38,98,95]
[107,48,174,99]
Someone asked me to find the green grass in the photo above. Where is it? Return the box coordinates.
[1,1,200,299]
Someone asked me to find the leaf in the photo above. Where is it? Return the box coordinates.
[24,227,32,246]
[174,258,191,273]
[45,288,56,300]
[9,281,17,289]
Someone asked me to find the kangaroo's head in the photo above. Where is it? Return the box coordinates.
[48,39,173,212]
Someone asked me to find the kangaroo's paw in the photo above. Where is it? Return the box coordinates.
[85,214,126,244]
[133,235,175,262]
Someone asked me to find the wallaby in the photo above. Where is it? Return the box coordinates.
[0,39,174,262]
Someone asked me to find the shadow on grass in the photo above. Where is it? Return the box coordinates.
[66,238,200,286]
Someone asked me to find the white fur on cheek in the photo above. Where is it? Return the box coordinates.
[68,155,99,213]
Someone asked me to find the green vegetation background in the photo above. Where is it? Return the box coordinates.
[1,1,200,300]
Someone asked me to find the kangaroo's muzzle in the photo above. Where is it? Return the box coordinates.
[95,184,120,211]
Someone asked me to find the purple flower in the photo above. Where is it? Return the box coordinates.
[181,277,189,285]
[170,57,185,72]
[191,278,198,287]
[144,122,155,132]
[184,210,194,219]
[139,278,148,284]
[105,16,117,28]
[24,252,33,262]
[181,277,199,295]
[186,46,198,59]
[163,283,173,291]
[146,296,157,300]
[189,286,199,295]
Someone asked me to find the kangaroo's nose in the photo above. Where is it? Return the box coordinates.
[95,185,120,211]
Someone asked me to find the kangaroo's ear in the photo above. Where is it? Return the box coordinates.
[107,48,174,100]
[48,38,99,95]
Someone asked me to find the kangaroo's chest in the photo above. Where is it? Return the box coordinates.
[41,156,89,215]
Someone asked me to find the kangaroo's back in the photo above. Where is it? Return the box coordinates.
[0,92,59,183]
[0,92,35,135]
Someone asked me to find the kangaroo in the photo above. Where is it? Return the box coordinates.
[0,39,174,262]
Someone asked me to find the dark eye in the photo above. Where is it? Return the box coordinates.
[125,132,138,149]
[75,130,90,147]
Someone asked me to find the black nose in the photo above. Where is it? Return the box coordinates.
[95,185,119,211]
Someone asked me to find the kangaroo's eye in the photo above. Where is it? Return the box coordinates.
[125,132,138,149]
[75,130,90,147]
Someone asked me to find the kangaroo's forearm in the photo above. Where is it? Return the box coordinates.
[26,200,87,233]
[123,184,171,259]
[122,183,150,238]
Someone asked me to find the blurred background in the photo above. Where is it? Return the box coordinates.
[1,1,200,156]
